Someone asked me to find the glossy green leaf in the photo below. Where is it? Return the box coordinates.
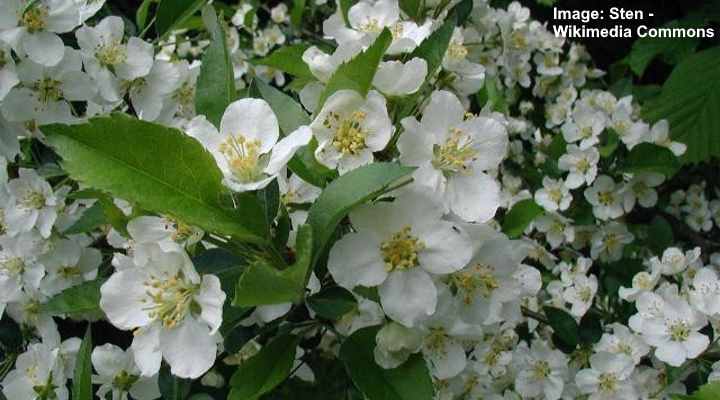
[501,199,544,239]
[307,286,357,320]
[306,162,415,257]
[42,279,104,317]
[136,0,154,31]
[627,18,702,76]
[42,114,266,244]
[63,202,105,235]
[317,29,392,108]
[672,382,720,400]
[72,326,92,400]
[196,5,236,128]
[643,46,720,163]
[543,306,579,351]
[622,143,681,177]
[233,225,313,306]
[254,45,313,80]
[229,335,301,400]
[291,0,306,28]
[400,0,422,20]
[340,326,434,400]
[159,367,192,400]
[409,12,454,79]
[155,0,206,38]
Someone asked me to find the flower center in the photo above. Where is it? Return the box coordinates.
[532,360,551,380]
[21,191,46,209]
[96,41,127,67]
[432,128,477,176]
[0,210,6,235]
[36,78,63,104]
[549,188,563,203]
[447,41,468,61]
[669,320,690,342]
[144,274,200,329]
[510,31,528,50]
[174,82,195,108]
[1,257,25,276]
[58,265,81,279]
[578,286,593,303]
[597,191,614,206]
[112,370,140,392]
[598,372,618,393]
[452,264,499,304]
[576,158,590,173]
[380,226,424,272]
[22,6,48,32]
[325,111,368,155]
[359,18,382,33]
[390,23,404,39]
[220,135,266,183]
[425,327,448,354]
[603,233,619,249]
[632,272,653,290]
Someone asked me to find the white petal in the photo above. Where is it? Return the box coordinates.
[220,98,279,153]
[421,91,465,142]
[373,58,427,96]
[23,31,64,66]
[379,269,437,327]
[100,270,151,330]
[328,231,387,288]
[447,171,500,222]
[131,324,162,377]
[265,126,312,175]
[418,221,472,274]
[195,275,226,334]
[160,318,217,379]
[116,38,154,80]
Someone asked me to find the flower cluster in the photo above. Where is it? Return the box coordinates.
[1,0,719,400]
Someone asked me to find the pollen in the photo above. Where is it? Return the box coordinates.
[447,41,468,61]
[597,372,618,393]
[144,274,200,329]
[597,191,615,206]
[532,360,551,380]
[220,135,266,183]
[452,264,500,304]
[1,257,25,276]
[20,191,46,210]
[669,320,690,342]
[380,226,425,271]
[58,265,81,279]
[96,41,128,67]
[326,111,368,155]
[36,78,63,104]
[22,6,49,32]
[432,128,478,175]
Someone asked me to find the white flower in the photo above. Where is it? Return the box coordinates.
[561,105,606,149]
[75,16,154,103]
[584,175,624,221]
[187,98,312,192]
[100,246,226,378]
[590,222,633,262]
[4,168,65,238]
[629,288,709,367]
[558,144,599,189]
[270,3,288,23]
[278,173,321,205]
[129,60,183,122]
[328,192,472,327]
[619,269,661,302]
[534,177,572,212]
[622,172,664,210]
[372,58,428,96]
[91,343,161,400]
[650,247,701,276]
[647,120,686,156]
[39,238,100,296]
[575,352,637,400]
[535,213,574,249]
[595,323,650,365]
[0,0,82,67]
[0,232,45,316]
[311,90,392,174]
[2,47,96,125]
[127,216,204,255]
[399,90,507,222]
[1,340,70,400]
[302,42,363,84]
[562,274,597,317]
[689,267,720,318]
[513,340,568,400]
[0,42,19,101]
[374,321,423,368]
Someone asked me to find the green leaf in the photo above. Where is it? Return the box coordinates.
[159,367,192,400]
[599,130,619,158]
[409,12,454,79]
[450,0,473,25]
[42,114,267,244]
[578,313,602,344]
[250,78,309,134]
[63,202,105,235]
[253,45,313,80]
[195,5,236,128]
[340,326,434,400]
[290,0,306,28]
[155,0,206,39]
[257,179,280,231]
[622,143,681,177]
[72,326,92,400]
[307,286,357,320]
[306,162,415,257]
[477,76,508,113]
[233,225,313,306]
[400,0,422,20]
[501,199,544,239]
[543,306,579,351]
[70,189,130,236]
[643,46,720,163]
[136,0,154,31]
[672,382,720,400]
[42,279,104,317]
[647,216,674,254]
[339,0,359,26]
[627,18,702,76]
[229,334,301,400]
[546,134,567,160]
[317,29,392,108]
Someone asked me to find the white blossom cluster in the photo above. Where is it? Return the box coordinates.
[1,0,719,399]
